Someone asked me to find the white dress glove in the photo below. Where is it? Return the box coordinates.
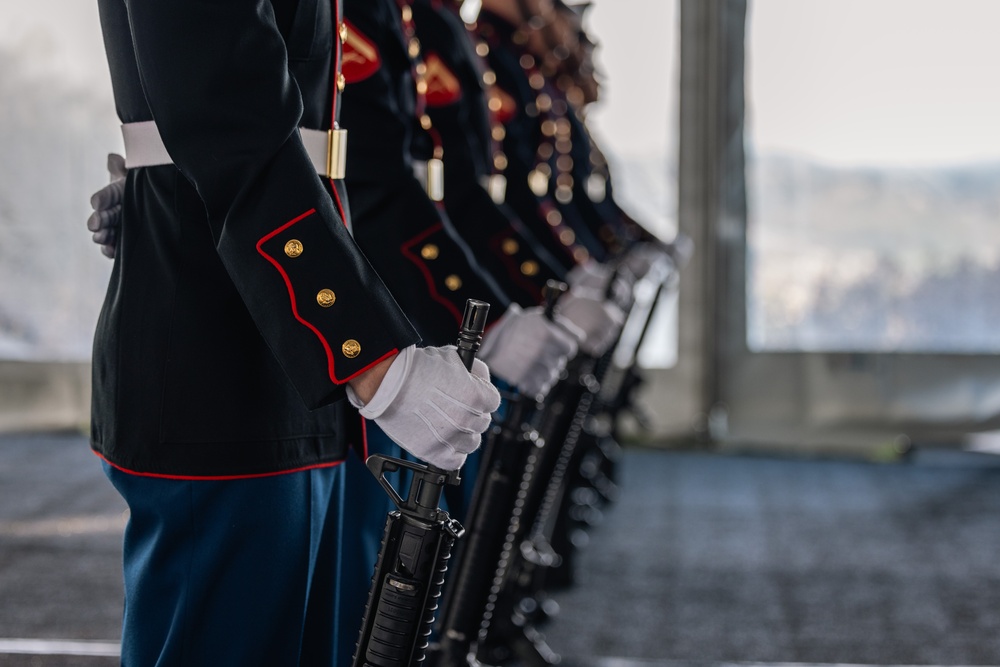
[622,242,664,280]
[566,260,610,293]
[346,345,501,470]
[567,259,631,306]
[87,153,126,259]
[477,304,581,400]
[556,289,626,357]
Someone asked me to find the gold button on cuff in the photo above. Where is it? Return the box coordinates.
[501,238,519,255]
[401,4,413,22]
[445,274,462,291]
[559,229,576,246]
[416,79,428,95]
[284,239,303,258]
[493,153,508,171]
[488,96,503,112]
[546,209,563,226]
[342,339,361,359]
[483,70,497,86]
[421,243,440,260]
[520,260,539,276]
[492,125,506,141]
[408,38,421,58]
[317,289,337,307]
[476,42,490,57]
[573,247,590,263]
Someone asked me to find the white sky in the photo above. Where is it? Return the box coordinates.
[747,0,1000,167]
[584,0,679,159]
[586,0,1000,168]
[2,1,111,88]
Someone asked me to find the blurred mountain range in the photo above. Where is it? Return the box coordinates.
[747,152,1000,352]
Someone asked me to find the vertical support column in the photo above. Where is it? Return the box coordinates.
[674,0,747,442]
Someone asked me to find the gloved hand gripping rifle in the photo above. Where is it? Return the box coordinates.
[474,270,629,667]
[430,281,569,667]
[352,299,490,667]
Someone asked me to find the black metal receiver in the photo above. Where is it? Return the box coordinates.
[430,281,568,667]
[352,299,490,667]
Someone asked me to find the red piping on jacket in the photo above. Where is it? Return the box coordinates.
[399,222,463,323]
[94,451,344,481]
[257,208,400,384]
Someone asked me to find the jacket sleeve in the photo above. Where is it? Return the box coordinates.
[122,0,419,409]
[340,0,511,346]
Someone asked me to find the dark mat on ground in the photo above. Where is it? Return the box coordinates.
[2,434,1000,665]
[543,447,1000,665]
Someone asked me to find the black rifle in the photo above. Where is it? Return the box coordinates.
[474,266,657,667]
[430,282,568,667]
[546,255,679,589]
[352,299,490,667]
[470,274,618,667]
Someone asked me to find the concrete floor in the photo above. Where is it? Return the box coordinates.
[2,433,1000,666]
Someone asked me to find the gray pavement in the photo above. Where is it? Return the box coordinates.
[2,434,1000,666]
[0,432,122,666]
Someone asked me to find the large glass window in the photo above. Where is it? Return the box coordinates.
[746,0,1000,352]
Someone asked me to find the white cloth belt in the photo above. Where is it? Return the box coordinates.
[121,121,345,178]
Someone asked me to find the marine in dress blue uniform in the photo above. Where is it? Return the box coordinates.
[90,0,451,663]
[336,1,511,662]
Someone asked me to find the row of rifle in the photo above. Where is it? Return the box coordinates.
[354,248,681,667]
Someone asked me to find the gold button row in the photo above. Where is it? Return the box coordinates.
[281,236,361,360]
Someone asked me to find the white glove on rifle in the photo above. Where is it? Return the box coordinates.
[567,259,631,306]
[87,153,126,259]
[477,304,581,400]
[566,259,611,293]
[346,345,501,470]
[622,242,665,280]
[556,289,625,357]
